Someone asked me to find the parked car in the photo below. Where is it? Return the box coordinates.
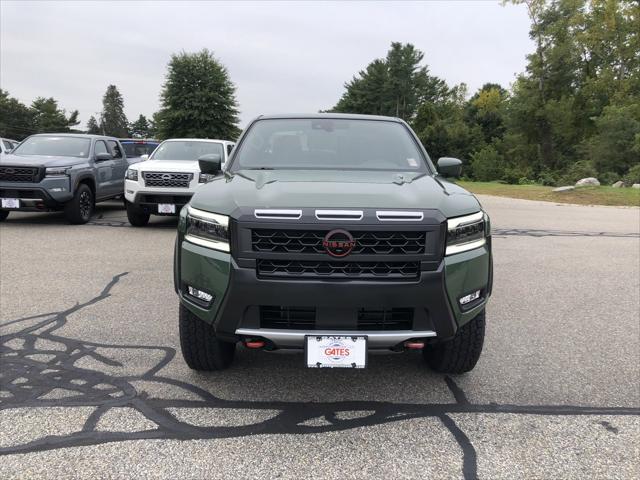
[0,133,128,224]
[173,114,492,373]
[0,138,19,155]
[124,138,235,226]
[119,138,160,165]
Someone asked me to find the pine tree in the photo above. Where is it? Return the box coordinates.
[156,49,240,140]
[31,97,79,133]
[86,116,101,134]
[101,85,129,137]
[129,114,151,138]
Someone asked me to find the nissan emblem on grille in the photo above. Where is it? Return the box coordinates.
[322,229,356,257]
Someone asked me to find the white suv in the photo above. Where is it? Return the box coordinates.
[124,138,234,226]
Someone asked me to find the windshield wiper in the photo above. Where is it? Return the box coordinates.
[245,167,275,170]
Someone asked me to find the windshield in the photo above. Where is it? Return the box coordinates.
[122,142,158,158]
[12,136,91,158]
[150,141,224,161]
[230,118,428,172]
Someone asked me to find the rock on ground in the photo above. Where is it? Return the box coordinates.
[576,177,600,187]
[552,186,575,192]
[611,181,624,188]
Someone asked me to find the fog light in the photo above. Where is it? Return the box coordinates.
[459,290,481,305]
[187,286,213,304]
[50,187,66,192]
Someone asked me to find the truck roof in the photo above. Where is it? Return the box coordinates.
[31,133,120,141]
[162,138,233,143]
[255,113,403,122]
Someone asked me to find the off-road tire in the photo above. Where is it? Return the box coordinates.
[424,309,485,374]
[179,303,236,371]
[126,201,150,227]
[0,210,9,222]
[64,183,93,224]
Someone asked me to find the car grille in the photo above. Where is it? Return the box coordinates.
[252,229,426,255]
[0,166,41,183]
[257,259,420,280]
[0,189,46,200]
[260,306,316,329]
[142,172,193,188]
[259,306,414,330]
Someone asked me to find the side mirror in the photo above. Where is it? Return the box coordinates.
[139,154,149,161]
[198,153,222,175]
[437,157,463,178]
[95,152,112,161]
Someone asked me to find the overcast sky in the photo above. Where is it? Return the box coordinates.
[1,1,533,131]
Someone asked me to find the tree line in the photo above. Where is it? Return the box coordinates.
[330,0,639,186]
[1,0,637,185]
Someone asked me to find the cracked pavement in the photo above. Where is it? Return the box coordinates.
[1,195,639,479]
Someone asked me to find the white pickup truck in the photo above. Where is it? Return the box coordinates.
[124,138,234,226]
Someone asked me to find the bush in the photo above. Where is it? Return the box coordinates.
[537,170,559,186]
[469,145,505,181]
[502,165,533,184]
[557,160,598,185]
[623,163,640,185]
[599,172,620,186]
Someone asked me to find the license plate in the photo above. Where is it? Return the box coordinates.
[158,203,175,214]
[1,198,19,209]
[306,335,367,369]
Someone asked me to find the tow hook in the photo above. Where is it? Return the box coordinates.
[244,339,265,349]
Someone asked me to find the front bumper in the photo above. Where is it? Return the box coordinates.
[175,237,492,349]
[125,180,194,215]
[0,178,73,211]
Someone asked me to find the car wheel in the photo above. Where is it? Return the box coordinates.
[125,201,150,227]
[179,303,236,371]
[0,210,9,222]
[423,309,485,374]
[64,183,94,224]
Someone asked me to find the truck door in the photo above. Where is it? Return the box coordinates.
[108,140,127,195]
[94,140,115,199]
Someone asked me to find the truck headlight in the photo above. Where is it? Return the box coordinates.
[185,206,230,252]
[125,169,138,181]
[446,211,488,256]
[45,167,70,177]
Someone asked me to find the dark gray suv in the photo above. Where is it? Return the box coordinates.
[0,133,128,224]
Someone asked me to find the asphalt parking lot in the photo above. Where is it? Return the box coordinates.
[1,195,639,479]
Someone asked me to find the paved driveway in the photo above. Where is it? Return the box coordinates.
[1,196,638,479]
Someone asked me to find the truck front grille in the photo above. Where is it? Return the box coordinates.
[142,172,193,188]
[0,166,41,183]
[257,259,420,280]
[259,306,414,330]
[252,229,426,255]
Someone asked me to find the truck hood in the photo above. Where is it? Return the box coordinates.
[134,159,200,172]
[0,154,88,167]
[191,169,481,219]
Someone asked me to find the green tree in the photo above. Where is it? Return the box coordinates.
[156,49,240,140]
[101,85,129,137]
[331,42,448,122]
[129,114,152,138]
[86,116,101,135]
[31,97,79,133]
[586,104,640,175]
[0,89,35,139]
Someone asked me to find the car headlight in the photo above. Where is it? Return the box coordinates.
[45,167,70,177]
[446,211,488,256]
[125,169,138,181]
[199,173,216,183]
[185,206,230,252]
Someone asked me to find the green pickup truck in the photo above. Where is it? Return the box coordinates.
[173,114,492,373]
